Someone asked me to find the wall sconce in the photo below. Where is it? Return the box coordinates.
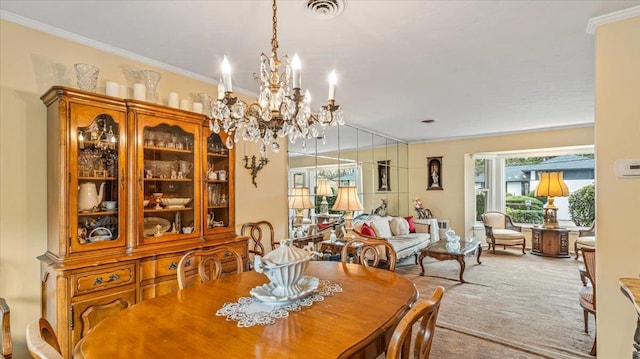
[243,155,269,187]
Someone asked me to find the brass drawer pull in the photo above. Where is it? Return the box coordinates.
[92,273,120,286]
[168,260,191,270]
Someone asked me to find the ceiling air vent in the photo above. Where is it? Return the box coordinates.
[303,0,347,19]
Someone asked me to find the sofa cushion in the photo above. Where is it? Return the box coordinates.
[390,217,410,236]
[405,216,416,233]
[492,229,524,240]
[577,236,596,247]
[370,216,393,238]
[388,233,430,259]
[360,222,376,237]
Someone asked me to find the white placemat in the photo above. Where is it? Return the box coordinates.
[216,279,342,327]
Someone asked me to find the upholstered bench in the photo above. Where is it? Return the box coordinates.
[351,214,432,264]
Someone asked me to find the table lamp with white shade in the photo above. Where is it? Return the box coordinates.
[316,179,334,216]
[331,186,364,241]
[535,171,569,229]
[289,187,313,227]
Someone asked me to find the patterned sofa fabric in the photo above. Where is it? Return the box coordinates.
[352,214,431,262]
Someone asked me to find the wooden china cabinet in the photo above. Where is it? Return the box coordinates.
[39,86,245,358]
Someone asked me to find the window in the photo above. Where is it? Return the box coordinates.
[472,146,594,227]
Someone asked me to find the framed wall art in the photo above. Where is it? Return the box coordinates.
[427,157,443,190]
[377,160,391,191]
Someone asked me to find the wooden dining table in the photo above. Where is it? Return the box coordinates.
[73,261,418,359]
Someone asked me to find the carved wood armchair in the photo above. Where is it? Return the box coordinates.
[480,211,526,254]
[340,238,397,271]
[177,247,244,289]
[575,222,596,260]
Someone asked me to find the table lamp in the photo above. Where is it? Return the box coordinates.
[331,186,364,241]
[316,179,334,216]
[535,171,569,228]
[289,187,313,227]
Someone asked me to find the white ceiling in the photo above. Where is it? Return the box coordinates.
[2,1,639,143]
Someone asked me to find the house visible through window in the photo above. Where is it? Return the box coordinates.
[473,146,594,227]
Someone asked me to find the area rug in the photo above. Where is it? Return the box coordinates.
[396,250,595,359]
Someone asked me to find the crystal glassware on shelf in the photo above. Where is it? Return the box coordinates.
[198,93,214,118]
[152,192,163,210]
[140,70,162,103]
[74,63,100,92]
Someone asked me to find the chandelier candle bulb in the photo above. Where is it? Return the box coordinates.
[168,92,179,108]
[105,81,119,97]
[328,70,337,100]
[133,83,145,100]
[221,56,233,92]
[292,54,302,89]
[217,82,225,100]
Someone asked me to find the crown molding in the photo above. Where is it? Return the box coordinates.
[0,10,258,97]
[586,6,640,35]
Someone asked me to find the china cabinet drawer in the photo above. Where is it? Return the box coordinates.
[71,263,136,297]
[139,252,198,281]
[140,276,195,301]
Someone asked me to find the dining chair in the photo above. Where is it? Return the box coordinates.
[574,222,596,260]
[340,238,397,271]
[1,298,11,359]
[177,246,244,289]
[386,286,445,359]
[480,211,526,254]
[241,221,277,260]
[578,247,596,356]
[25,318,63,359]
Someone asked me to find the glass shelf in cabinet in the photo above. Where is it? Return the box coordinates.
[78,210,118,216]
[207,153,229,158]
[144,178,192,182]
[144,207,192,213]
[78,176,117,181]
[143,146,193,154]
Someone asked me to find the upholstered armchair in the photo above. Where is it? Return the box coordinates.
[574,222,595,260]
[480,211,526,254]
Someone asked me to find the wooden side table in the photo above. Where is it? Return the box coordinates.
[530,227,570,258]
[619,278,640,359]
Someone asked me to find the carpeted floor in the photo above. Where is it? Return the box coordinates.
[395,249,596,359]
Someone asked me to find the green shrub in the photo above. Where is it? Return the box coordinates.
[568,184,595,227]
[476,193,486,221]
[506,195,544,210]
[506,208,544,224]
[528,190,547,205]
[506,195,544,223]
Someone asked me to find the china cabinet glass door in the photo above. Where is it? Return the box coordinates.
[203,129,234,235]
[137,117,201,244]
[70,105,126,253]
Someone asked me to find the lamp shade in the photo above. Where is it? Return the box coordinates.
[289,187,313,209]
[332,186,364,211]
[316,180,333,196]
[535,172,570,197]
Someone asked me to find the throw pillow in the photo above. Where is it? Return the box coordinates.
[370,216,393,238]
[360,222,376,237]
[405,216,416,233]
[389,217,410,236]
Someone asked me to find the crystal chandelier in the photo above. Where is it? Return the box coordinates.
[207,0,344,154]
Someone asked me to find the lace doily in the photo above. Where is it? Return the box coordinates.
[216,279,342,327]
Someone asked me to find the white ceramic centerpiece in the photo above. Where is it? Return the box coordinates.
[252,239,318,303]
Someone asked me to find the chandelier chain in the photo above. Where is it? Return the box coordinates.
[271,0,279,55]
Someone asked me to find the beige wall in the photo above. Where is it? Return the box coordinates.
[0,19,288,356]
[593,16,640,358]
[408,126,594,235]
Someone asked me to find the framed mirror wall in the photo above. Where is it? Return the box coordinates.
[287,123,409,235]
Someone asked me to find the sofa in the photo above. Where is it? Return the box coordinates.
[351,214,432,263]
